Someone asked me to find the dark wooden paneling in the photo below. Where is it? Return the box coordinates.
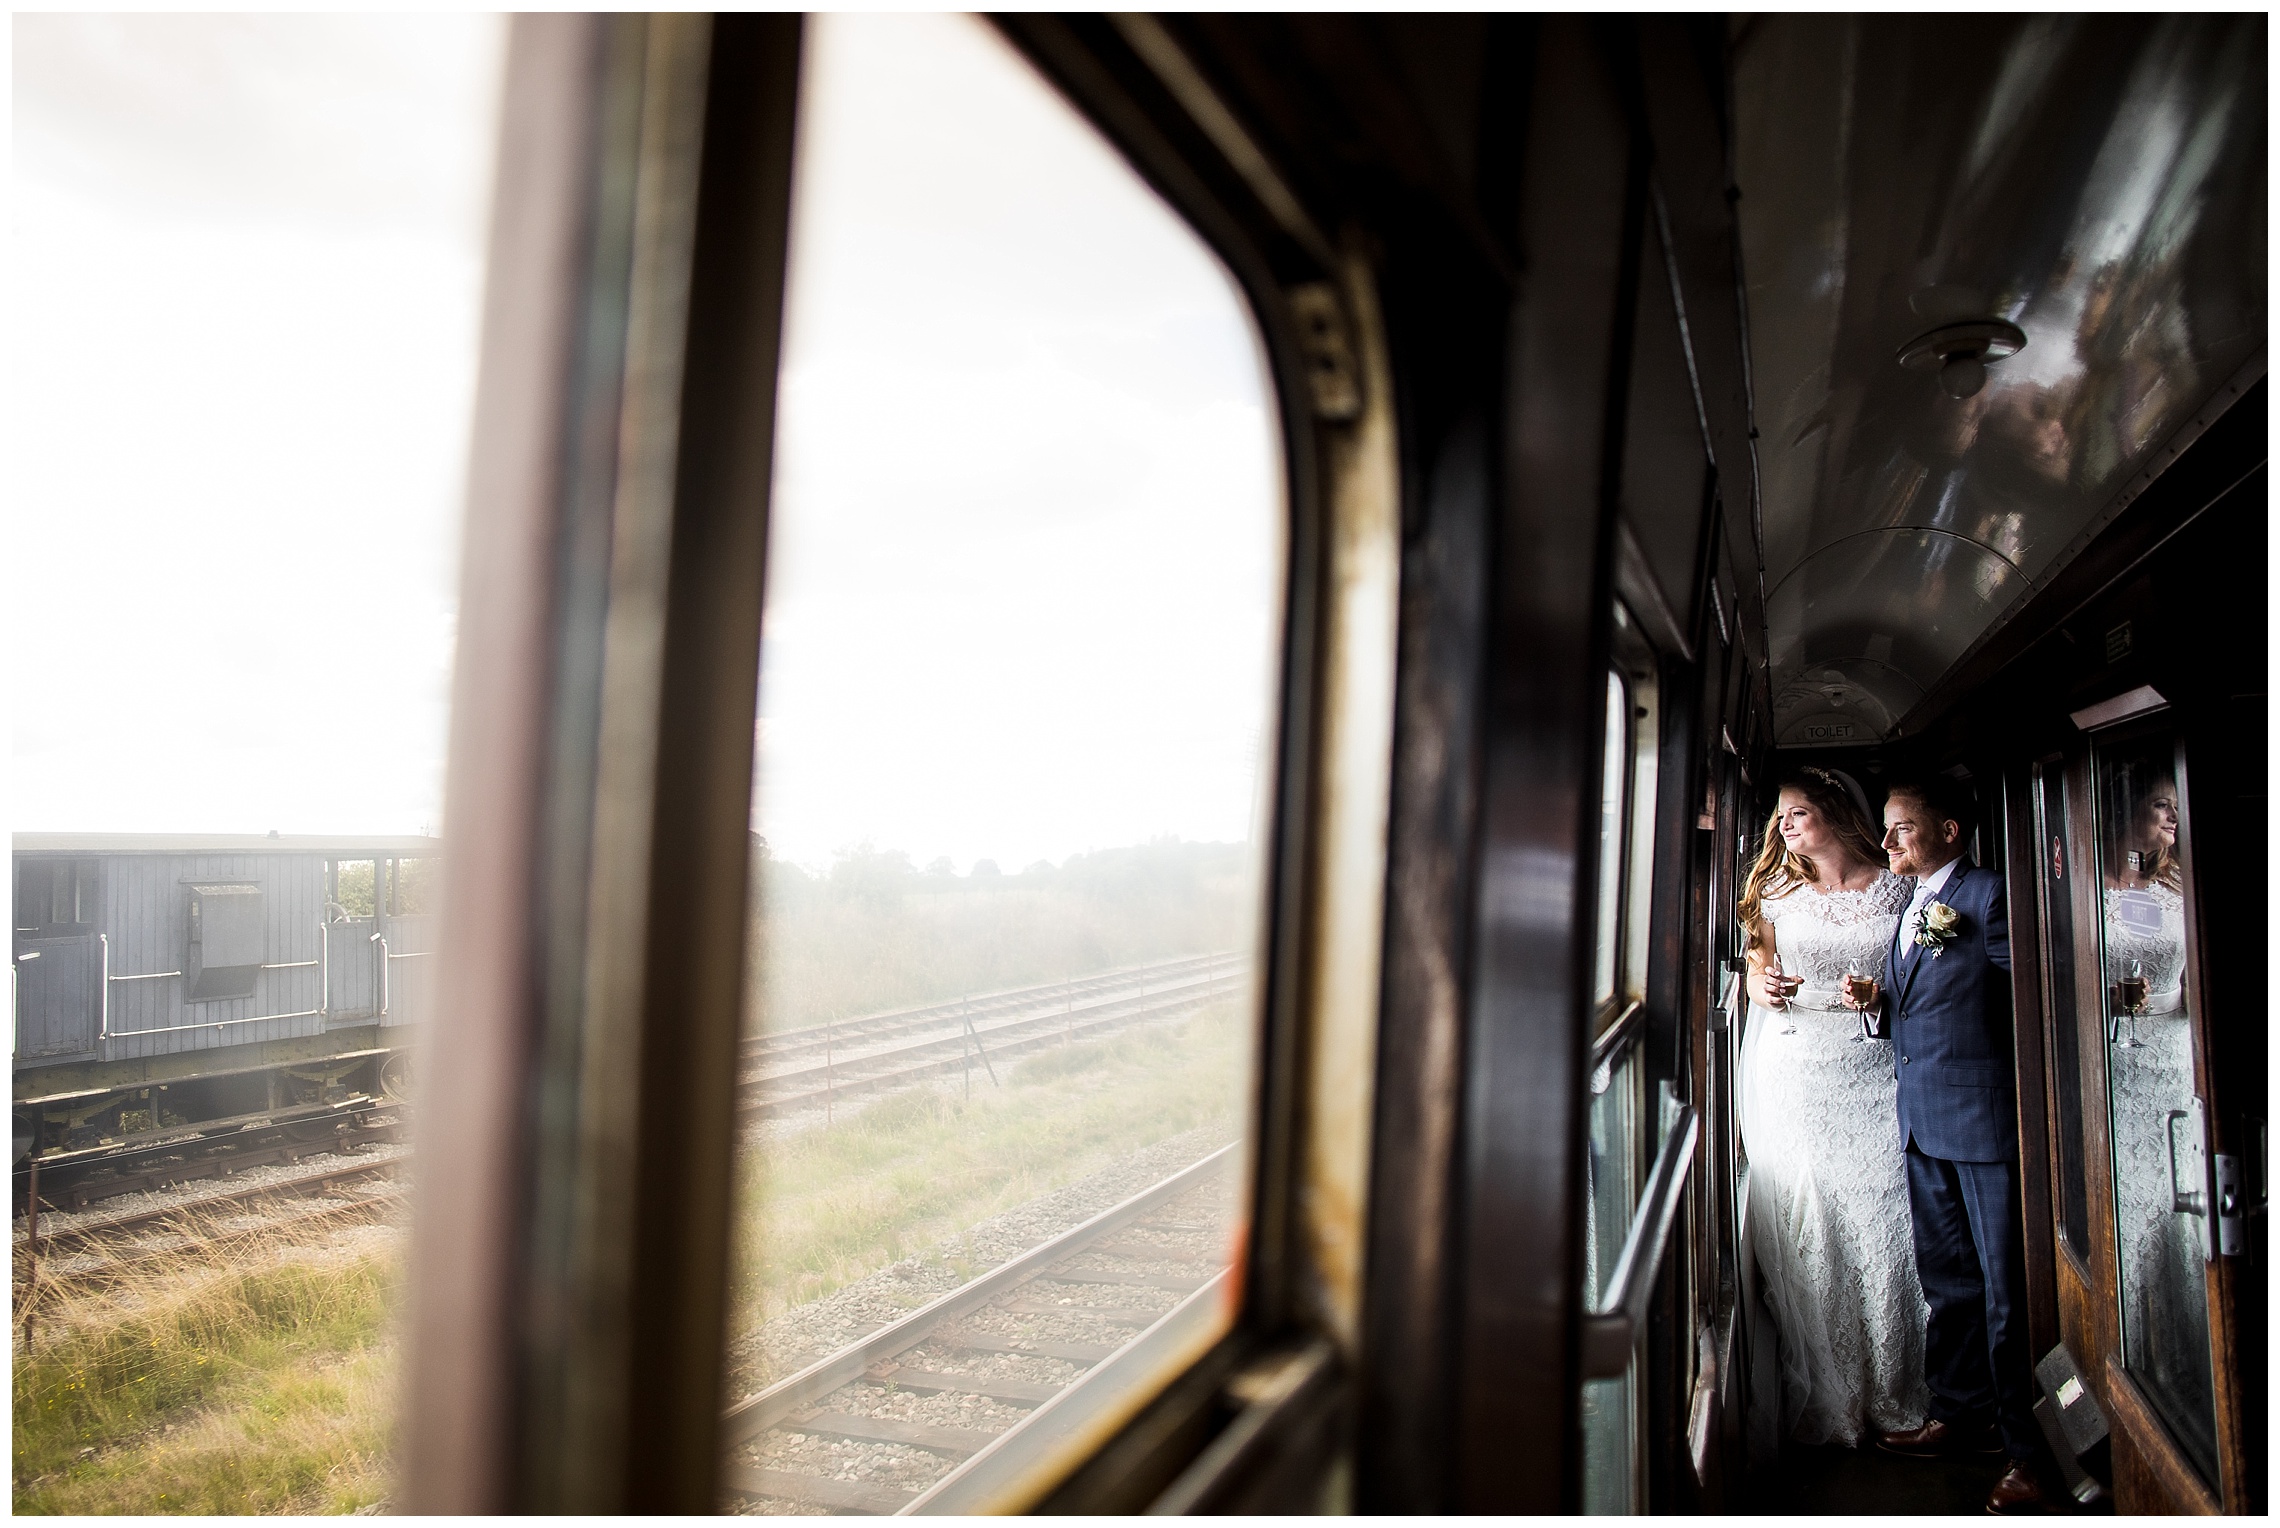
[2001,769,2061,1365]
[1363,405,1491,1510]
[1454,20,1637,1511]
[2107,1356,2220,1515]
[620,14,802,1509]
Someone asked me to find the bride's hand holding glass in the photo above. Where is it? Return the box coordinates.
[1752,957,1800,1010]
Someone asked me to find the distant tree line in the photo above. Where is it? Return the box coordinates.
[747,836,1260,1033]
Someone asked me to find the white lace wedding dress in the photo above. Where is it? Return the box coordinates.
[1740,872,1930,1446]
[2102,885,2208,1393]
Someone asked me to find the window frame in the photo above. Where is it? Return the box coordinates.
[400,13,1402,1513]
[1594,602,1664,1036]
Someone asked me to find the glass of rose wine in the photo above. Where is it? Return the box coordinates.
[1845,962,1883,1043]
[2113,957,2147,1049]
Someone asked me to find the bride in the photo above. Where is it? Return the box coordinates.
[1738,768,1929,1447]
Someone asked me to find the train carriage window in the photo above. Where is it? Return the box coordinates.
[1582,1043,1645,1513]
[1592,671,1632,1009]
[12,15,498,1512]
[721,15,1281,1513]
[1580,602,1665,1513]
[1592,605,1663,1024]
[2091,722,2219,1484]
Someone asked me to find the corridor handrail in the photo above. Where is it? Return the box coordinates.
[1581,1105,1700,1378]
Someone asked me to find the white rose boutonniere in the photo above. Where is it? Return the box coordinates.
[1914,901,1962,956]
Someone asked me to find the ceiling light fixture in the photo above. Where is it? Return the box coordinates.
[1897,318,2027,400]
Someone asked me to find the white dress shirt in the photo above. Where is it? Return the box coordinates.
[1903,854,1962,943]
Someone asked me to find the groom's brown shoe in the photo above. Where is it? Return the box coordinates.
[1877,1419,2005,1458]
[1985,1460,2050,1514]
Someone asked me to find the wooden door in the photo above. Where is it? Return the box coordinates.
[2051,718,2251,1512]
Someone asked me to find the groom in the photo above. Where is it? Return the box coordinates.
[1871,778,2046,1513]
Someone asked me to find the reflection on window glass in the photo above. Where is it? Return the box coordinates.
[10,15,500,1515]
[2032,762,2090,1258]
[1581,1044,1642,1514]
[1618,649,1660,1003]
[2093,728,2217,1483]
[1593,670,1630,1006]
[720,16,1279,1513]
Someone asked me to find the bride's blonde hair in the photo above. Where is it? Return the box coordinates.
[1737,768,1887,950]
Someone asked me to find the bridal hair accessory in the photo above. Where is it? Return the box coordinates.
[1913,901,1961,955]
[1801,764,1876,828]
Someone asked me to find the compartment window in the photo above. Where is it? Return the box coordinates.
[721,15,1285,1512]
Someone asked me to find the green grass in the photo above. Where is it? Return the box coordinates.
[13,1242,399,1515]
[730,1001,1247,1334]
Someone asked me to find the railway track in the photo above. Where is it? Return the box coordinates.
[16,1152,408,1262]
[744,954,1242,1068]
[739,962,1248,1120]
[13,1101,400,1214]
[721,1145,1238,1514]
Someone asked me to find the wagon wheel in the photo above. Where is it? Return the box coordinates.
[379,1052,413,1103]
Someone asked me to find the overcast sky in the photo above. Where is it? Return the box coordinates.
[11,14,503,837]
[10,13,1284,875]
[757,14,1283,872]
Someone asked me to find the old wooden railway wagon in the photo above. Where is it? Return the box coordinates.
[11,834,438,1155]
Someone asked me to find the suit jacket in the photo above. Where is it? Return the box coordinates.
[1888,860,2017,1163]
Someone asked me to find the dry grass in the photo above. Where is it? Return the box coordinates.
[728,1000,1247,1334]
[13,1211,403,1515]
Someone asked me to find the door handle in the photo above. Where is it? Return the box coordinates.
[2165,1100,2214,1262]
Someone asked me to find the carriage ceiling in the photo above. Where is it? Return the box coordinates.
[1731,14,2265,748]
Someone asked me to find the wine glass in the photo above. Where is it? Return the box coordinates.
[2113,958,2147,1050]
[1770,957,1797,1035]
[1845,962,1881,1043]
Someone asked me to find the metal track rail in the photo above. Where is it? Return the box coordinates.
[737,976,1243,1118]
[744,953,1242,1066]
[19,1182,408,1284]
[17,1155,407,1257]
[15,1105,400,1212]
[720,1145,1238,1514]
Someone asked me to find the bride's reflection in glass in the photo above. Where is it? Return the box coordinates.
[2097,750,2216,1472]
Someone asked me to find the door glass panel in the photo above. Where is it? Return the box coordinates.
[11,14,499,1513]
[1618,654,1660,1004]
[1582,1041,1643,1513]
[722,15,1281,1512]
[1592,670,1631,1007]
[2093,725,2217,1482]
[2032,761,2091,1260]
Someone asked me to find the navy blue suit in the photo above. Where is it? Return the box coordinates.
[1887,860,2036,1460]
